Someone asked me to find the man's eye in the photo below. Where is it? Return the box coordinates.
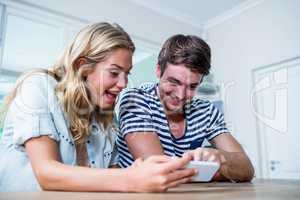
[168,79,178,85]
[189,86,197,90]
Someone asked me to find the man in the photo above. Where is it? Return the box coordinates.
[116,34,254,182]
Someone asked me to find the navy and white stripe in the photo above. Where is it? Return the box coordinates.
[117,83,228,168]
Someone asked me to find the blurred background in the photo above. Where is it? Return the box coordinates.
[0,0,299,180]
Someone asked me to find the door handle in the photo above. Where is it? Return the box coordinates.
[270,160,280,171]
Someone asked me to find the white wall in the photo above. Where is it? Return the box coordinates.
[129,55,158,87]
[205,0,300,177]
[16,0,202,45]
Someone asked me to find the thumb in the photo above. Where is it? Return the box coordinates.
[131,157,144,168]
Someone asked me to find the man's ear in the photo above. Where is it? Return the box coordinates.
[156,64,161,78]
[199,75,204,84]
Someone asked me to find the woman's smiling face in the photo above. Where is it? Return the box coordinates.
[86,48,133,110]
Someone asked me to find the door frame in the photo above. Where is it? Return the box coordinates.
[252,56,300,179]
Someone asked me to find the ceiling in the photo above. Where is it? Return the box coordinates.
[3,0,252,64]
[129,0,248,28]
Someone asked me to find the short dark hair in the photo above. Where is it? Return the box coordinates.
[157,34,211,76]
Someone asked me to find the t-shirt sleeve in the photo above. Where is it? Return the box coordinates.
[10,74,59,150]
[108,122,119,166]
[206,102,229,141]
[118,90,155,137]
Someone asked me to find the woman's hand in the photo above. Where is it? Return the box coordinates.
[127,154,197,192]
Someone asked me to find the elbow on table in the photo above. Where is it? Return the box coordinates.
[240,163,255,182]
[34,164,63,191]
[247,165,255,181]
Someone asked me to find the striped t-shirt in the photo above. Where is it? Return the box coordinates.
[116,83,229,168]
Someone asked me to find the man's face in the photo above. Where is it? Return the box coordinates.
[157,63,203,114]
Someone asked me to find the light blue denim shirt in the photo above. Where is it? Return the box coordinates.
[0,73,118,192]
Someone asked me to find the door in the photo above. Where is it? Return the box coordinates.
[252,57,300,179]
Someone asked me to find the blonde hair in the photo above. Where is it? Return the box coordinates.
[3,22,135,144]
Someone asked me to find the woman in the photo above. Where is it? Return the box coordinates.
[0,22,196,192]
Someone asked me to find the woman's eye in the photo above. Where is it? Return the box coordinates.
[110,71,119,77]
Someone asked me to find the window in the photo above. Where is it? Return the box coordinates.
[1,6,77,72]
[0,1,85,98]
[0,2,85,138]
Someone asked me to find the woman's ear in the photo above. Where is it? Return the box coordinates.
[74,58,87,70]
[74,58,93,79]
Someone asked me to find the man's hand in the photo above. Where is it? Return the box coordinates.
[184,147,226,165]
[184,146,254,182]
[183,147,232,181]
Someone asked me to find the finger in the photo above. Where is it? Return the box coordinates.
[202,150,212,161]
[165,177,191,190]
[220,153,227,164]
[146,155,173,163]
[203,150,209,157]
[207,154,218,162]
[194,148,203,161]
[181,153,193,161]
[165,168,196,183]
[202,149,220,163]
[183,151,193,157]
[161,155,192,173]
[132,158,143,167]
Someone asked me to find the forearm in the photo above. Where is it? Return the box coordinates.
[214,151,255,182]
[36,160,132,192]
[126,132,165,159]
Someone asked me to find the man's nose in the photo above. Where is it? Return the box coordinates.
[176,86,186,100]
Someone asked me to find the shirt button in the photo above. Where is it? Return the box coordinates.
[91,161,95,164]
[87,140,90,144]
